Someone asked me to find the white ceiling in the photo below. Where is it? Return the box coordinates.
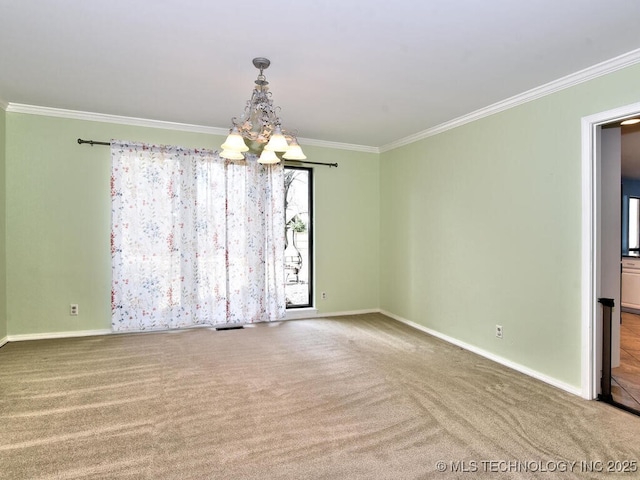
[1,0,640,148]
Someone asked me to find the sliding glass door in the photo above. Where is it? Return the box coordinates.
[284,167,312,308]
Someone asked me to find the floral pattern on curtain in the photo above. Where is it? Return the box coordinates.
[110,140,285,332]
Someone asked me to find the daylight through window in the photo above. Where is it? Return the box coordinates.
[284,167,312,308]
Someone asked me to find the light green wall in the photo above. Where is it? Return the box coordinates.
[306,145,380,312]
[380,63,640,389]
[5,114,379,335]
[0,107,6,341]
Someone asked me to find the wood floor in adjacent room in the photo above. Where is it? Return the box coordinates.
[612,312,640,412]
[1,313,640,479]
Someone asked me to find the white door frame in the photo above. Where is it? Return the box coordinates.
[581,101,640,399]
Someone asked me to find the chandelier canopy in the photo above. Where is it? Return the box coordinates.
[220,57,306,163]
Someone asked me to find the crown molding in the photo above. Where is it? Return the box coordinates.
[380,47,640,153]
[6,103,379,154]
[297,136,379,154]
[0,97,8,111]
[6,103,230,136]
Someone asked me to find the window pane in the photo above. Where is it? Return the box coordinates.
[630,198,640,250]
[285,167,312,308]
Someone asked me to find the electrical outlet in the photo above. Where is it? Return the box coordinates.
[70,304,79,316]
[321,292,327,300]
[495,324,503,339]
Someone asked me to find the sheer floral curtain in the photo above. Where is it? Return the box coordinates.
[110,140,285,332]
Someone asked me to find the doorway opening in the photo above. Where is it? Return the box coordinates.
[582,101,640,411]
[614,122,640,412]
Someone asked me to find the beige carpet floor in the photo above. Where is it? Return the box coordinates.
[1,313,640,479]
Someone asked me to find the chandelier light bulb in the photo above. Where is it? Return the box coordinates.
[219,149,245,160]
[282,138,307,160]
[258,149,280,164]
[221,127,249,152]
[264,125,290,152]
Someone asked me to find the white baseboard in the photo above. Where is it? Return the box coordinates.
[284,308,318,320]
[0,335,8,348]
[284,308,380,321]
[318,308,380,318]
[2,310,379,341]
[381,309,582,397]
[8,329,112,342]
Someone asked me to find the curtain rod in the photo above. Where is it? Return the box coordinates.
[77,139,338,168]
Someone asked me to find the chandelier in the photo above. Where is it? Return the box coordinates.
[219,57,306,164]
